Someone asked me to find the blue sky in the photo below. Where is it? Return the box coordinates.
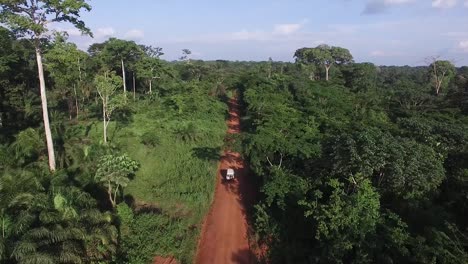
[58,0,468,65]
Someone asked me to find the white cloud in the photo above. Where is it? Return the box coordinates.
[65,28,82,37]
[459,40,468,52]
[371,50,387,56]
[64,26,115,50]
[273,24,302,35]
[230,29,267,41]
[273,19,308,35]
[432,0,458,8]
[95,27,115,38]
[47,23,84,37]
[54,27,82,37]
[228,20,306,41]
[124,29,145,40]
[465,0,468,7]
[273,23,302,35]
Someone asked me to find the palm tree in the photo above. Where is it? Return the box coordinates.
[0,171,41,261]
[11,188,117,263]
[2,173,117,263]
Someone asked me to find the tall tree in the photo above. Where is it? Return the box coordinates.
[45,33,88,119]
[294,44,353,81]
[94,71,123,144]
[427,58,456,96]
[0,0,92,172]
[135,57,164,94]
[95,38,143,93]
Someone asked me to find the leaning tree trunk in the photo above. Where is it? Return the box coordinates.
[35,40,56,172]
[121,59,127,93]
[107,182,116,208]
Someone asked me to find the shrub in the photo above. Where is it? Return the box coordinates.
[141,131,160,147]
[117,202,134,226]
[119,213,187,264]
[173,122,199,142]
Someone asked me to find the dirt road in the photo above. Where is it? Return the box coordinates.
[195,97,256,264]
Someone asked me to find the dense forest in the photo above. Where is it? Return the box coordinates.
[1,1,468,264]
[240,54,468,263]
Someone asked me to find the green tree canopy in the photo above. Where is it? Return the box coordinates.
[294,44,353,81]
[90,38,143,93]
[95,154,139,208]
[428,59,456,96]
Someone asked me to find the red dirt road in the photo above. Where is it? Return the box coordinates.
[195,97,256,264]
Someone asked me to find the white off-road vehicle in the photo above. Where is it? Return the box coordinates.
[226,168,235,180]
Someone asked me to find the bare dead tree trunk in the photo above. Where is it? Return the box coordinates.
[35,39,56,172]
[102,98,107,144]
[121,59,126,93]
[432,62,440,96]
[78,57,83,82]
[133,72,136,101]
[77,57,84,115]
[427,56,450,96]
[325,65,331,81]
[67,98,73,120]
[433,63,447,96]
[113,185,120,208]
[73,84,79,119]
[278,153,283,169]
[149,79,152,94]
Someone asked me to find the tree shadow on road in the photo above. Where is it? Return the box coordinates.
[231,248,256,264]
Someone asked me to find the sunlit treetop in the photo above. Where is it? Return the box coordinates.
[0,0,92,37]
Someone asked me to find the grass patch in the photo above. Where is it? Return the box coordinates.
[85,96,227,263]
